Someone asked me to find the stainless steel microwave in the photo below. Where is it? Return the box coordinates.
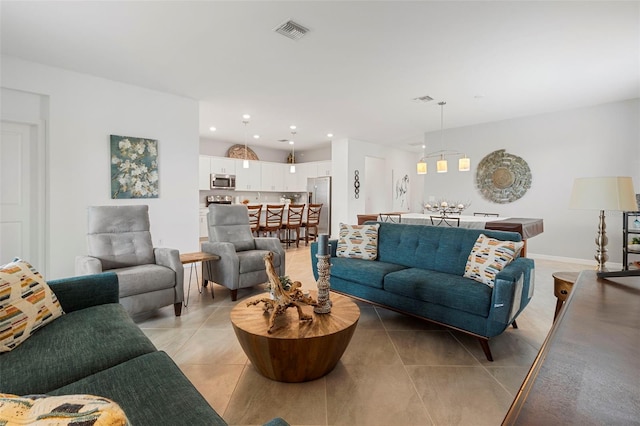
[211,174,236,190]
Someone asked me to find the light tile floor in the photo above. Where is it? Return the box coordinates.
[136,246,586,426]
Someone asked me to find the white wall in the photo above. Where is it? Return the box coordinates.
[1,56,200,279]
[419,99,640,263]
[331,138,418,236]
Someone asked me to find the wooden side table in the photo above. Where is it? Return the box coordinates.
[552,271,579,321]
[180,251,220,307]
[231,291,360,382]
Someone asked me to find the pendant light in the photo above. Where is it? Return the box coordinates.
[415,99,471,174]
[242,114,250,168]
[289,125,296,174]
[436,102,448,173]
[417,144,427,174]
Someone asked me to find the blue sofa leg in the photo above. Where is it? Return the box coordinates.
[479,339,493,362]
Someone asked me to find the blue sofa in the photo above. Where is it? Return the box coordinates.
[311,222,535,361]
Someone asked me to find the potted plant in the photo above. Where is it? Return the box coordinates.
[628,237,640,251]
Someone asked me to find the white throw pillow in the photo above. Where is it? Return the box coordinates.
[464,234,524,287]
[0,258,64,352]
[336,223,380,260]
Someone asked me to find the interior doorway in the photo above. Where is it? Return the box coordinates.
[1,120,45,270]
[364,156,387,214]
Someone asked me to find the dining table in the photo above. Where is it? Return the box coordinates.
[400,214,544,257]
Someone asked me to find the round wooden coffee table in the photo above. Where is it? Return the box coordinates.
[230,291,359,382]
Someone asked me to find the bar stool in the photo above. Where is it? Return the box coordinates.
[259,204,285,238]
[281,204,305,248]
[301,203,322,245]
[246,204,262,237]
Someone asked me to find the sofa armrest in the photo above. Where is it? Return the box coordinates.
[154,247,184,303]
[310,240,338,280]
[75,255,103,275]
[48,272,119,313]
[201,241,240,288]
[490,257,535,327]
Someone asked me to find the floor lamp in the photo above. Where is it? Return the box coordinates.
[569,176,639,278]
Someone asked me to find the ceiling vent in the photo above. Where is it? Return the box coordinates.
[412,95,434,103]
[274,20,309,41]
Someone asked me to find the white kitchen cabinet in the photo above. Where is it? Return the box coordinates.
[316,161,332,177]
[285,163,317,192]
[261,162,284,191]
[210,157,236,175]
[234,159,261,190]
[198,156,211,190]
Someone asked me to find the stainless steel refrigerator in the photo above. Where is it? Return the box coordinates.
[307,176,331,236]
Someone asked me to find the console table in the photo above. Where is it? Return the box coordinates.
[502,270,640,425]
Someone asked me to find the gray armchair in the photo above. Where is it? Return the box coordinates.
[75,205,184,317]
[201,204,285,301]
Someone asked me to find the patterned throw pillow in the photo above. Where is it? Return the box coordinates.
[0,393,130,425]
[464,234,524,287]
[336,223,380,260]
[0,258,64,352]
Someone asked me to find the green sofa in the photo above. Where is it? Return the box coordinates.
[0,272,288,426]
[311,222,535,361]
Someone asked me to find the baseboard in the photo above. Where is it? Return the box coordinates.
[526,252,623,270]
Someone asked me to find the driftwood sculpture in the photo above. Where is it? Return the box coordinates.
[247,252,317,333]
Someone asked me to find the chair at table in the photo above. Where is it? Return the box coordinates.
[247,204,262,236]
[474,212,500,217]
[301,203,323,245]
[75,205,184,317]
[259,204,285,238]
[281,204,305,248]
[202,204,285,301]
[430,215,460,227]
[357,214,378,225]
[379,213,402,223]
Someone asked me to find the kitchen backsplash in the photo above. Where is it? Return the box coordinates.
[200,189,305,206]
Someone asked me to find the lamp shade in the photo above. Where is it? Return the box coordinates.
[458,156,470,172]
[416,161,427,175]
[569,176,638,211]
[437,158,448,173]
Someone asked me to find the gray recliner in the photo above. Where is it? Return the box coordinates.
[75,205,184,317]
[201,204,285,301]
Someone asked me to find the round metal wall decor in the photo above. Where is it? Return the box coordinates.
[475,149,531,204]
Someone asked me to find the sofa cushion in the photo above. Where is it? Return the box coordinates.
[376,223,522,275]
[383,268,492,318]
[114,264,175,298]
[49,351,227,426]
[0,258,64,352]
[336,223,380,260]
[330,257,406,289]
[0,393,130,425]
[464,234,524,287]
[0,303,156,395]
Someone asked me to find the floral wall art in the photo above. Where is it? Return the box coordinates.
[110,135,159,199]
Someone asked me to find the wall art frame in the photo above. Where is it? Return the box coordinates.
[110,135,159,199]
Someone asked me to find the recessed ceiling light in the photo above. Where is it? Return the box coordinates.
[289,140,294,145]
[253,134,260,139]
[242,114,251,120]
[290,125,297,130]
[209,126,216,132]
[327,133,333,138]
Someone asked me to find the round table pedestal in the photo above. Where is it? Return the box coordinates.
[230,291,359,382]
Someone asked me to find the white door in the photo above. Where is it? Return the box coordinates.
[0,121,36,266]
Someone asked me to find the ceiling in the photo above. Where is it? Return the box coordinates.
[2,1,638,152]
